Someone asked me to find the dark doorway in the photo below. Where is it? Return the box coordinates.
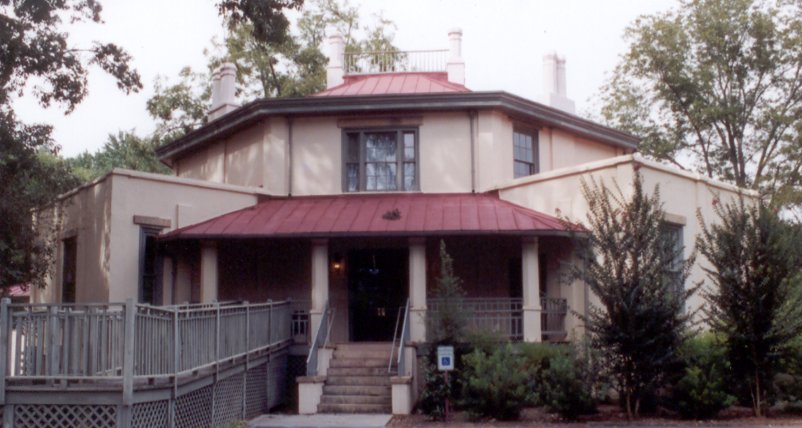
[348,249,407,342]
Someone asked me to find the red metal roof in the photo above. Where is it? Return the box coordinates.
[163,193,574,240]
[314,72,470,97]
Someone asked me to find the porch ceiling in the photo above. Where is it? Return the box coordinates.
[161,193,579,240]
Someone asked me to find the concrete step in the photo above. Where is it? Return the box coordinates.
[329,358,387,368]
[333,348,392,360]
[334,342,392,351]
[326,375,390,386]
[318,402,391,414]
[320,394,390,405]
[327,366,392,376]
[323,384,390,396]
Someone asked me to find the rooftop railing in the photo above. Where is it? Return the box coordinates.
[344,49,449,75]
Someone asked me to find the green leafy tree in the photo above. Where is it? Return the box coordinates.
[599,0,802,214]
[572,170,696,419]
[697,198,802,416]
[67,131,172,182]
[0,1,141,290]
[148,0,398,138]
[427,240,467,345]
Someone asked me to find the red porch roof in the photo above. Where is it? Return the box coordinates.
[314,72,470,97]
[162,193,575,240]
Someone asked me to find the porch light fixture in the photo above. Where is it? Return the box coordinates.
[331,253,343,272]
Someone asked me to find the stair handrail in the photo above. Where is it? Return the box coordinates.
[388,301,405,373]
[396,299,411,376]
[306,300,332,376]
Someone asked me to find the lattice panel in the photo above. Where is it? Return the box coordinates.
[212,372,244,426]
[14,404,116,428]
[175,384,212,428]
[245,363,268,418]
[131,400,169,428]
[267,352,288,410]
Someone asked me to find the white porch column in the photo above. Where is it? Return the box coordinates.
[522,237,542,342]
[408,238,427,343]
[310,239,330,332]
[200,241,218,303]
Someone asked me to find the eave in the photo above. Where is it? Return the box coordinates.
[155,91,640,165]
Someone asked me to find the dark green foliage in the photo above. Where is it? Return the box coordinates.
[538,347,598,419]
[672,334,736,419]
[0,1,140,290]
[426,240,467,345]
[460,345,531,421]
[599,0,802,213]
[698,199,802,416]
[417,358,452,420]
[573,171,696,419]
[67,131,172,182]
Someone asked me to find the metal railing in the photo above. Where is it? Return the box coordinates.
[396,300,411,376]
[427,297,568,341]
[305,300,334,376]
[541,297,568,340]
[344,49,449,75]
[1,298,292,391]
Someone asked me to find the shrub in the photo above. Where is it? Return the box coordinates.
[672,334,736,419]
[538,347,598,419]
[417,357,453,420]
[518,342,571,405]
[460,345,531,421]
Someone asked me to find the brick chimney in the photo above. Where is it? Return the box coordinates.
[541,52,575,114]
[446,28,465,85]
[326,32,346,89]
[208,63,239,121]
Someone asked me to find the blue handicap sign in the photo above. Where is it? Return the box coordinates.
[437,346,454,371]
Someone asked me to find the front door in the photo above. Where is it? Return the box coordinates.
[348,249,407,342]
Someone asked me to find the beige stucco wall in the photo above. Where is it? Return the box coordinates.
[170,110,631,196]
[498,154,753,322]
[35,170,269,304]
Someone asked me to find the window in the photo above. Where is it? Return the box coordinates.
[343,129,418,192]
[61,237,77,303]
[660,223,684,295]
[513,129,538,178]
[139,227,162,304]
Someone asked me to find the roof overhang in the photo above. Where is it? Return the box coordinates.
[156,91,640,165]
[160,193,583,241]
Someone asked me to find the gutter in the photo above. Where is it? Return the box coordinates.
[156,92,640,163]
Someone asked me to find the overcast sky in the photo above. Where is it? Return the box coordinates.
[13,0,678,157]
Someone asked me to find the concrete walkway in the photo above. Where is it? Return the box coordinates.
[249,413,392,428]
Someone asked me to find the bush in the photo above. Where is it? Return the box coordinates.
[460,345,531,421]
[672,334,736,419]
[417,357,453,420]
[518,342,571,405]
[538,347,597,419]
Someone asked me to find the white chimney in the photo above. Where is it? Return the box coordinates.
[446,28,465,85]
[208,63,239,121]
[326,32,345,89]
[541,51,575,114]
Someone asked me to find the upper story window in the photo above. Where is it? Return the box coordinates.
[513,129,539,179]
[343,129,418,192]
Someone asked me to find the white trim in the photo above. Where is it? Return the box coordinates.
[495,154,758,196]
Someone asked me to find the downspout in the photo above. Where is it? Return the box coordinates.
[287,116,294,196]
[469,110,477,193]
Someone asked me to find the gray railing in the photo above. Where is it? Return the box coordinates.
[2,298,292,386]
[427,297,567,341]
[541,297,568,340]
[344,49,448,75]
[306,300,334,376]
[390,300,411,376]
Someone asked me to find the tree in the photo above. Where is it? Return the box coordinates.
[427,240,467,345]
[148,0,399,139]
[68,131,172,182]
[0,1,141,290]
[697,198,802,416]
[572,170,696,419]
[599,0,802,214]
